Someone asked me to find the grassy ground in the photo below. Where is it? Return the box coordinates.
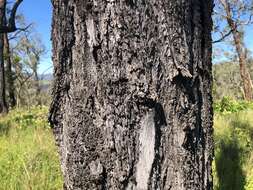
[0,107,62,190]
[0,106,252,190]
[214,110,253,190]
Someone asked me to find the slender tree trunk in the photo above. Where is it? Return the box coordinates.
[50,1,214,189]
[34,69,41,105]
[222,0,253,101]
[0,0,8,113]
[4,33,16,108]
[233,33,253,101]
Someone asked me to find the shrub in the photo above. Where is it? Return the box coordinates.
[214,96,253,114]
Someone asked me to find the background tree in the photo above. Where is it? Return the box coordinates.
[50,0,214,189]
[213,0,253,101]
[3,13,32,108]
[9,33,47,107]
[16,35,46,105]
[0,0,23,113]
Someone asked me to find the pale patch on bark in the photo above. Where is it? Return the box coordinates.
[85,16,98,82]
[136,110,156,190]
[86,16,97,48]
[89,160,103,176]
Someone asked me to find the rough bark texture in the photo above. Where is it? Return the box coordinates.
[221,0,253,101]
[50,0,214,189]
[4,33,16,108]
[0,0,8,113]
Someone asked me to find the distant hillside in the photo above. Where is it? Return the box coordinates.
[39,73,53,81]
[39,73,53,92]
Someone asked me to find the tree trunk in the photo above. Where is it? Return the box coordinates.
[233,33,253,101]
[34,69,41,105]
[0,0,8,113]
[222,0,253,101]
[49,1,214,189]
[4,33,16,108]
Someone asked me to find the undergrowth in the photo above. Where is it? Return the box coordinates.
[214,96,253,114]
[214,110,253,190]
[0,106,63,190]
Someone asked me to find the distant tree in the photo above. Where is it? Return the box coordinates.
[0,0,23,113]
[12,54,33,107]
[15,34,46,106]
[50,0,214,189]
[213,0,253,101]
[3,13,32,108]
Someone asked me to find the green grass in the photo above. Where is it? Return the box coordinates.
[0,106,63,190]
[213,110,253,190]
[214,96,253,114]
[0,105,253,190]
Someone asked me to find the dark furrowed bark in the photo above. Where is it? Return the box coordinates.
[0,0,8,113]
[50,0,214,189]
[4,33,16,108]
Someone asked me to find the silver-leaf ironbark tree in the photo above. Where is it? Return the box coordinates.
[50,0,214,189]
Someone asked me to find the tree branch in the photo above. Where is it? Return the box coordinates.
[8,0,23,30]
[8,23,33,40]
[213,29,233,43]
[0,0,23,33]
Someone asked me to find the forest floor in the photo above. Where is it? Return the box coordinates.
[0,106,252,190]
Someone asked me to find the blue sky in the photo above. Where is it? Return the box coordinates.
[213,19,253,63]
[18,0,52,74]
[17,1,253,73]
[245,25,253,52]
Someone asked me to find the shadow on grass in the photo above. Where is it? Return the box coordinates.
[0,122,10,136]
[215,117,253,190]
[215,137,245,190]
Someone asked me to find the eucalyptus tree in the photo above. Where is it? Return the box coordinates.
[213,0,253,100]
[4,13,32,108]
[50,1,214,189]
[0,0,23,112]
[11,33,45,106]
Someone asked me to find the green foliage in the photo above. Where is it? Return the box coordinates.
[0,106,63,190]
[213,111,253,190]
[213,62,243,100]
[213,61,253,101]
[246,171,253,190]
[0,106,50,132]
[214,96,253,114]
